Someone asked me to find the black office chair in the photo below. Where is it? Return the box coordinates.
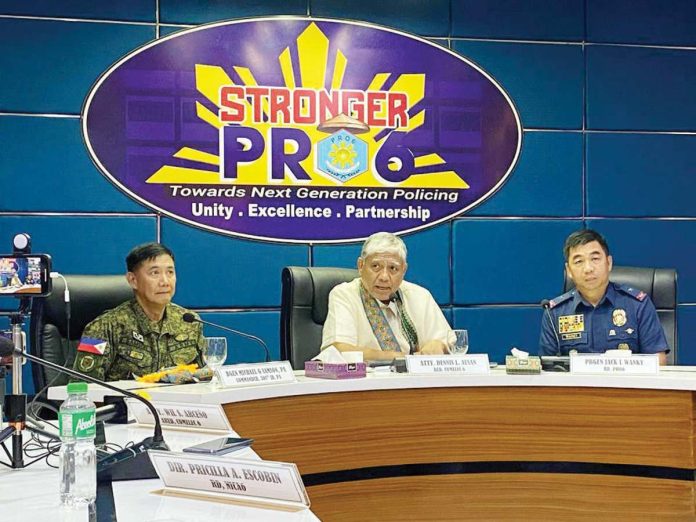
[563,266,678,364]
[280,266,358,369]
[29,274,133,392]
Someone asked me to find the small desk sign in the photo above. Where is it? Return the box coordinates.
[216,361,296,388]
[570,354,660,375]
[148,450,310,508]
[406,354,490,375]
[126,400,232,433]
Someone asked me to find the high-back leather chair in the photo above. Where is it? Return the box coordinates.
[563,266,677,364]
[30,274,133,391]
[280,266,358,369]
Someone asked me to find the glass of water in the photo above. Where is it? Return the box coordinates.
[204,337,227,384]
[448,329,469,354]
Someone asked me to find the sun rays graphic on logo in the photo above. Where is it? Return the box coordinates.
[330,141,357,169]
[146,22,468,190]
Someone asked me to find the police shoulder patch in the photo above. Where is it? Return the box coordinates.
[617,284,647,302]
[549,290,574,309]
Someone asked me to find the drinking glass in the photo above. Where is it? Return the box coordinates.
[448,329,469,354]
[204,337,227,384]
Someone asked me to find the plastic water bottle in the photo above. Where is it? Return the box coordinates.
[59,382,97,506]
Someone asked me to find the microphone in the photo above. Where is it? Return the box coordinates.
[540,299,561,356]
[0,338,169,482]
[183,312,271,362]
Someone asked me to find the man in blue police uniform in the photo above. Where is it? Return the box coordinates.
[539,229,669,364]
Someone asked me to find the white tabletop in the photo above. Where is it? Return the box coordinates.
[48,366,696,405]
[0,423,319,522]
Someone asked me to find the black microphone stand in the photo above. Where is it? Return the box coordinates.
[4,347,170,482]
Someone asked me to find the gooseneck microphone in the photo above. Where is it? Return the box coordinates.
[540,299,562,356]
[0,336,169,482]
[183,312,271,362]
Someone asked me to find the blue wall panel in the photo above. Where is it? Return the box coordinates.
[587,46,696,131]
[453,219,581,304]
[587,219,696,302]
[1,2,694,375]
[587,133,696,217]
[0,1,156,22]
[452,0,584,41]
[162,220,308,308]
[0,19,155,114]
[312,0,449,36]
[587,0,696,46]
[0,216,155,274]
[452,41,584,129]
[313,225,451,305]
[0,117,146,212]
[160,0,306,24]
[453,306,543,363]
[198,311,280,363]
[677,306,696,365]
[0,216,155,311]
[471,131,583,216]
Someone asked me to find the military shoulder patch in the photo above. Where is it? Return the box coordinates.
[549,290,574,309]
[77,337,107,355]
[617,284,648,302]
[78,354,96,372]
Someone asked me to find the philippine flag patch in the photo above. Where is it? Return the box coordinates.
[77,337,107,355]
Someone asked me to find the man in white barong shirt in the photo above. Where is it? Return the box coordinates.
[321,232,453,361]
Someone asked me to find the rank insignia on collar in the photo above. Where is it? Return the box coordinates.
[133,331,145,343]
[612,309,627,327]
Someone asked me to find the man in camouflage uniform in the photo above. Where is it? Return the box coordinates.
[73,242,205,381]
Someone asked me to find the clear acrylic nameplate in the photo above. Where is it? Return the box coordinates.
[406,354,490,375]
[149,450,310,509]
[215,361,297,388]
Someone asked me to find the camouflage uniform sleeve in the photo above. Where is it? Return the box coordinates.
[73,316,117,381]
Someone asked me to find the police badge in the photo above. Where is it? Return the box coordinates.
[612,309,627,327]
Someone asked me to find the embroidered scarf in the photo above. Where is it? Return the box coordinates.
[359,282,419,353]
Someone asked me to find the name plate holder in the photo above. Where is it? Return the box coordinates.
[406,354,490,375]
[148,450,310,510]
[215,361,297,388]
[570,354,660,375]
[126,400,233,433]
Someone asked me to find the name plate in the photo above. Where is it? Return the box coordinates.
[126,400,232,433]
[148,450,310,508]
[216,361,297,388]
[406,354,490,375]
[570,354,660,375]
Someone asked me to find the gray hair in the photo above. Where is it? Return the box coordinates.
[360,232,407,262]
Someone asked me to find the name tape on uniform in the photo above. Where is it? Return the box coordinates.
[215,361,296,388]
[570,354,659,375]
[126,400,233,433]
[406,354,490,375]
[148,450,310,508]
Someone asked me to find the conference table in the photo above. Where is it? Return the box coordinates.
[0,420,320,522]
[43,366,696,520]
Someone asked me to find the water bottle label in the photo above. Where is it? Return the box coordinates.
[59,410,96,438]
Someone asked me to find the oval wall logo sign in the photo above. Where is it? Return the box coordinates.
[83,17,521,243]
